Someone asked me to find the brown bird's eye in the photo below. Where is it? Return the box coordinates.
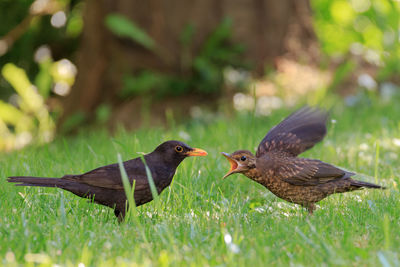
[175,146,183,152]
[241,156,247,161]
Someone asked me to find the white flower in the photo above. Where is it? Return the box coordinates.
[224,234,232,244]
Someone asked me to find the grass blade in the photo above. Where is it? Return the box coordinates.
[374,140,380,184]
[138,153,159,202]
[117,153,137,221]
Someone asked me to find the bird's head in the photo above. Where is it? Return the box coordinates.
[152,140,208,165]
[221,150,256,179]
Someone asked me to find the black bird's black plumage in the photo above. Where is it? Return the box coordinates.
[8,140,207,221]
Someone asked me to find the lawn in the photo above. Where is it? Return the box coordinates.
[1,99,399,266]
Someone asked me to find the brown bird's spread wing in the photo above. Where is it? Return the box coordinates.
[65,159,149,191]
[258,155,354,186]
[256,106,329,157]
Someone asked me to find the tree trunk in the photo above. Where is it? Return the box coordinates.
[60,0,317,130]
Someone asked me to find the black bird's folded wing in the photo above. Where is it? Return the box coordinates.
[256,106,329,157]
[258,156,354,186]
[67,159,149,191]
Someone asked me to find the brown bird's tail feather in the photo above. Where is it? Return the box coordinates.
[7,176,65,188]
[351,179,386,189]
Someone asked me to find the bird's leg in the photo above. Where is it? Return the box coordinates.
[306,203,316,215]
[117,210,125,223]
[114,208,126,223]
[114,209,120,218]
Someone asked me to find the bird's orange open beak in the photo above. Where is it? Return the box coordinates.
[221,152,239,179]
[186,148,208,157]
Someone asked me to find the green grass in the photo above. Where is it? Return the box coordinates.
[1,99,399,266]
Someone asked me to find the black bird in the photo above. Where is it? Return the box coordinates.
[8,140,207,221]
[222,106,385,214]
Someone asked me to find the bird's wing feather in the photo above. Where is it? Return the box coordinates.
[256,106,329,157]
[258,155,354,186]
[65,159,149,190]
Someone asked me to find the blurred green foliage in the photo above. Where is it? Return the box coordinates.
[0,0,82,150]
[312,0,400,80]
[0,57,78,150]
[1,0,399,151]
[0,0,83,100]
[105,16,248,98]
[0,63,55,150]
[105,14,156,51]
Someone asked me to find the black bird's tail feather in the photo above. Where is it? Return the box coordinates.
[7,176,65,188]
[351,179,385,189]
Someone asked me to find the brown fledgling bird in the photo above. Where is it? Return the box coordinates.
[8,140,207,221]
[222,107,385,214]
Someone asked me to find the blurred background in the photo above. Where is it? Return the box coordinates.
[0,0,399,151]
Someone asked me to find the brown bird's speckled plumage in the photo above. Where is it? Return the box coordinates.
[222,107,385,214]
[8,140,207,221]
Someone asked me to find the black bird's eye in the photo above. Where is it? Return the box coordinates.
[175,146,183,152]
[241,156,247,161]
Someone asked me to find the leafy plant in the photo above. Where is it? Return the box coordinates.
[312,0,400,80]
[105,14,155,51]
[0,63,55,151]
[0,0,83,101]
[105,15,248,98]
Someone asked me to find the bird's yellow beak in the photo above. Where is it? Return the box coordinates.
[221,152,239,179]
[186,148,208,157]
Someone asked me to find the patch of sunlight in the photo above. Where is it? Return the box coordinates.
[24,253,51,264]
[350,0,371,13]
[359,143,370,151]
[392,138,400,147]
[232,58,332,115]
[5,251,15,263]
[253,201,302,218]
[331,1,355,26]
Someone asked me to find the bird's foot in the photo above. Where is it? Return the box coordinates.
[306,204,316,215]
